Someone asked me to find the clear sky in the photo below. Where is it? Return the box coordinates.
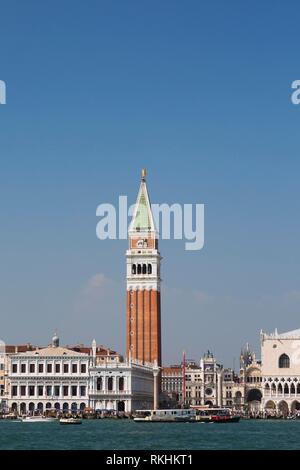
[1,0,300,368]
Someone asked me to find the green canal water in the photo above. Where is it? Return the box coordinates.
[0,419,299,450]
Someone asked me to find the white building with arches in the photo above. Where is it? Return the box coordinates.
[261,328,300,416]
[6,334,90,415]
[89,340,154,413]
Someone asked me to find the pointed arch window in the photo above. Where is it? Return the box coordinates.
[279,354,290,368]
[284,383,289,395]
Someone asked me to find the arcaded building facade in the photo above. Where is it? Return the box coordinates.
[261,328,300,415]
[7,334,90,414]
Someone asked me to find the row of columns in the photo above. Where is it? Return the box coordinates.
[93,375,127,393]
[11,384,86,399]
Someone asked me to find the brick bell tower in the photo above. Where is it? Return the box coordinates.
[126,169,162,367]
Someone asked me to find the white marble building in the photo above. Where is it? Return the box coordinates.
[261,328,300,416]
[89,341,154,413]
[7,334,90,414]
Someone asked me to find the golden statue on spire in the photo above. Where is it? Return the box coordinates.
[141,168,147,179]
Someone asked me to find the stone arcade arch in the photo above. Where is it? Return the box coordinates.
[20,403,26,414]
[247,389,262,402]
[247,388,262,413]
[28,402,35,412]
[71,402,77,412]
[11,403,17,412]
[291,401,300,413]
[37,402,43,413]
[117,401,125,412]
[265,400,276,410]
[278,400,289,416]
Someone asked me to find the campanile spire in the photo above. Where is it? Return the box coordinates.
[126,170,162,366]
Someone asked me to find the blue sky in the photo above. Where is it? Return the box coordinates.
[0,0,300,367]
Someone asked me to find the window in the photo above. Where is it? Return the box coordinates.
[12,385,18,396]
[97,377,102,391]
[132,264,136,274]
[55,363,60,373]
[47,364,52,373]
[279,354,290,368]
[12,364,17,373]
[108,377,113,391]
[29,364,35,373]
[142,264,147,274]
[29,386,35,396]
[20,386,26,396]
[71,386,77,396]
[63,386,69,397]
[81,364,86,374]
[21,364,26,373]
[38,386,43,396]
[38,364,44,373]
[63,364,69,373]
[80,386,86,397]
[72,364,78,374]
[148,264,152,274]
[54,386,60,397]
[46,385,52,396]
[137,264,141,274]
[119,377,124,391]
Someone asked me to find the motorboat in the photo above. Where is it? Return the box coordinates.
[193,407,240,423]
[59,417,82,425]
[20,415,57,423]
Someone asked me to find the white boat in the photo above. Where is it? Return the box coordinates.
[20,416,57,423]
[134,409,196,423]
[59,417,82,425]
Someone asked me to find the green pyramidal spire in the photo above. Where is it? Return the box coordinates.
[129,169,156,234]
[132,191,151,230]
